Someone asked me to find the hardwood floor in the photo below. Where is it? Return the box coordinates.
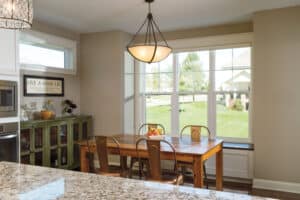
[92,167,300,200]
[154,172,300,200]
[251,189,300,200]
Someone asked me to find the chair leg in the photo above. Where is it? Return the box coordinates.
[181,166,187,176]
[203,163,208,189]
[86,152,95,173]
[145,160,150,178]
[129,158,135,178]
[139,161,144,179]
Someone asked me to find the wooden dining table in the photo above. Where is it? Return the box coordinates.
[78,134,223,190]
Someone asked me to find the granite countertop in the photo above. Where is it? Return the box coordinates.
[0,162,275,200]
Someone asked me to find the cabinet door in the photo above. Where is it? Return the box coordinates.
[33,126,44,149]
[21,154,31,165]
[20,128,33,165]
[34,152,43,166]
[20,128,31,153]
[60,146,68,166]
[72,121,80,166]
[59,123,69,167]
[73,122,80,141]
[0,29,17,75]
[32,126,46,166]
[50,149,59,168]
[82,121,89,140]
[49,125,59,147]
[60,123,68,145]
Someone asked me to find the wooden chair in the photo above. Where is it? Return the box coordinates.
[136,137,183,185]
[95,136,127,177]
[128,123,166,178]
[179,125,212,188]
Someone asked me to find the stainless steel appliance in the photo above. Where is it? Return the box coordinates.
[0,122,18,162]
[0,80,18,117]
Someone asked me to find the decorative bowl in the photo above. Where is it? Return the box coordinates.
[40,110,54,120]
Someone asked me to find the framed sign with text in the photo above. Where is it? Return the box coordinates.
[24,75,64,97]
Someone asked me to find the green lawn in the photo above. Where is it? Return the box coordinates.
[146,102,249,138]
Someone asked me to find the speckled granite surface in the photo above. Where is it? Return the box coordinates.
[0,162,275,200]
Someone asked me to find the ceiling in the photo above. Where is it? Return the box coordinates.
[33,0,300,34]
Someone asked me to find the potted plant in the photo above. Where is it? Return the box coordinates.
[62,100,77,115]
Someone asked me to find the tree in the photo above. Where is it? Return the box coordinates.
[179,53,208,96]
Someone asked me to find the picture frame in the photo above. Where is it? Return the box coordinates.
[23,75,65,97]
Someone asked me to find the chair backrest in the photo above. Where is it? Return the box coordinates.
[180,125,212,142]
[136,138,178,181]
[138,123,166,135]
[95,136,120,173]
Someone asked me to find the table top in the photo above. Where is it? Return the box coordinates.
[79,134,223,155]
[0,162,274,200]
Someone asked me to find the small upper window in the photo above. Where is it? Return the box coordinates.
[19,30,77,74]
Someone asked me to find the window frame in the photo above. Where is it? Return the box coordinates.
[19,30,77,75]
[135,33,253,142]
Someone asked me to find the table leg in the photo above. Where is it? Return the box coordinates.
[216,148,223,191]
[80,146,89,172]
[193,156,204,188]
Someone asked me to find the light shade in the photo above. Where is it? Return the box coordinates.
[0,0,33,29]
[127,45,172,63]
[127,0,172,64]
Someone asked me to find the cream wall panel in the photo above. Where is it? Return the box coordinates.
[253,6,300,184]
[80,31,131,135]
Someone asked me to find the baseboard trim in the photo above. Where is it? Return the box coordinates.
[253,179,300,194]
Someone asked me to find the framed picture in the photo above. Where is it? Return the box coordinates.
[24,75,64,97]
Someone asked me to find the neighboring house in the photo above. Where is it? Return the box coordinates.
[220,71,250,111]
[222,70,250,92]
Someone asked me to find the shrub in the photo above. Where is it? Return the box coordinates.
[232,99,244,111]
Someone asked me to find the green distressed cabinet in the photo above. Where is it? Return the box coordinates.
[20,115,92,170]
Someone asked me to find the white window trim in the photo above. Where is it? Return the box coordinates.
[169,32,253,52]
[135,32,253,143]
[19,30,77,75]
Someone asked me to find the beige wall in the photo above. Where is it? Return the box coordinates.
[80,31,131,135]
[253,6,300,183]
[20,21,81,118]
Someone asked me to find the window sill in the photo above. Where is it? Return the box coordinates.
[223,142,254,151]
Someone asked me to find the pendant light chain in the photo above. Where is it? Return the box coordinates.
[148,1,151,13]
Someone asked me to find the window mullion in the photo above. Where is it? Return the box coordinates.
[136,62,146,133]
[208,50,216,139]
[171,54,179,136]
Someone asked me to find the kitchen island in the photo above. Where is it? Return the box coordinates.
[0,162,273,200]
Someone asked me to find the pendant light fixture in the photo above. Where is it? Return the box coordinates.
[0,0,33,29]
[127,0,172,64]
